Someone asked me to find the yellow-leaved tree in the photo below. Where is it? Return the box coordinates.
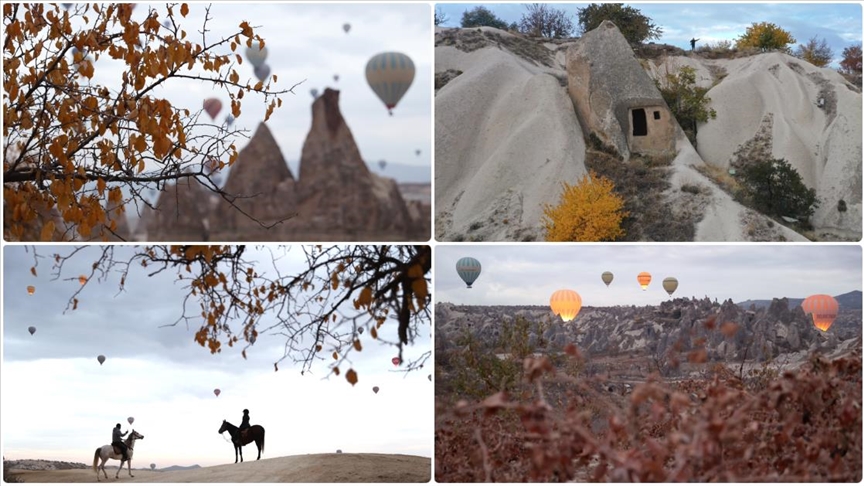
[542,171,627,242]
[28,245,431,383]
[3,3,297,241]
[735,21,796,53]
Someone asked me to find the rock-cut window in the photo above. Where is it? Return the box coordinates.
[632,108,647,136]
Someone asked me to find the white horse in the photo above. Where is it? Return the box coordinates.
[92,429,144,481]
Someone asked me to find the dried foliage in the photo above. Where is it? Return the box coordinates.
[518,4,574,40]
[29,245,431,379]
[3,3,296,241]
[542,171,628,242]
[795,36,834,68]
[436,351,862,482]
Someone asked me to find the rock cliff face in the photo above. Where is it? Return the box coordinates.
[144,88,427,241]
[436,296,861,365]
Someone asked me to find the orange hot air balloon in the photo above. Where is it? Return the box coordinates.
[801,294,839,332]
[27,285,35,295]
[391,357,401,366]
[549,289,582,322]
[637,272,652,290]
[78,275,87,285]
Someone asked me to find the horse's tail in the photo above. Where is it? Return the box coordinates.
[260,428,265,455]
[93,448,100,471]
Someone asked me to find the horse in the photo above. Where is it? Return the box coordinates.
[92,429,144,481]
[218,420,265,463]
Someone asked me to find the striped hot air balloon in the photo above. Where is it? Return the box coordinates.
[365,52,415,116]
[455,257,481,288]
[637,272,652,290]
[550,289,582,322]
[801,294,839,332]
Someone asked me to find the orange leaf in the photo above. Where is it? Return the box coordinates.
[346,369,358,386]
[180,3,189,17]
[40,220,55,241]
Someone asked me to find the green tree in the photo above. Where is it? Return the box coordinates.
[656,65,717,146]
[735,21,796,52]
[795,36,833,67]
[518,3,574,39]
[576,4,662,45]
[543,171,628,242]
[3,3,293,242]
[460,6,509,30]
[738,158,818,222]
[39,244,431,380]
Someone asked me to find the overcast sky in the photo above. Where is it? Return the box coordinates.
[436,245,862,307]
[56,2,431,187]
[436,3,862,67]
[2,245,432,467]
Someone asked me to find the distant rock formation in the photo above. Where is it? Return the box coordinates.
[139,88,429,241]
[566,21,676,159]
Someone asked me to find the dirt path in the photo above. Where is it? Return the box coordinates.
[9,453,430,483]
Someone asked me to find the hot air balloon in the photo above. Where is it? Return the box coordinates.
[342,23,351,33]
[601,271,613,287]
[378,160,387,170]
[333,74,339,82]
[27,285,35,295]
[372,386,379,394]
[662,277,678,296]
[62,3,72,10]
[637,272,651,291]
[428,374,432,381]
[28,326,36,336]
[97,355,105,365]
[127,417,134,425]
[245,41,268,68]
[78,275,87,285]
[203,98,222,120]
[150,463,156,470]
[549,289,582,322]
[391,357,401,366]
[415,149,421,157]
[214,388,221,397]
[801,294,839,332]
[455,257,481,288]
[225,114,235,128]
[254,63,271,82]
[310,88,319,99]
[161,19,171,29]
[365,52,415,115]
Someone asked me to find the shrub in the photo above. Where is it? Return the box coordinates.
[736,21,796,53]
[576,4,662,45]
[737,157,819,221]
[461,6,509,30]
[795,36,833,67]
[656,65,717,146]
[542,171,627,241]
[518,3,575,39]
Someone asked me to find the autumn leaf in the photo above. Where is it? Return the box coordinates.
[180,3,189,17]
[346,368,358,386]
[353,340,362,351]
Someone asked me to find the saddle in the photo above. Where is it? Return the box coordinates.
[113,445,122,455]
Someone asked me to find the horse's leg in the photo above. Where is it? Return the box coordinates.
[234,444,239,464]
[128,457,134,477]
[101,456,109,479]
[239,444,244,463]
[115,459,123,479]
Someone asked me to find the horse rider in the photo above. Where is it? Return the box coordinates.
[239,409,251,440]
[112,423,129,461]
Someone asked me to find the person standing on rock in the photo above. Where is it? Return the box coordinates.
[690,38,699,51]
[111,423,129,462]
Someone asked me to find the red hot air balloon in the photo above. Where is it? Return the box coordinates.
[214,388,221,397]
[203,98,222,120]
[391,357,401,366]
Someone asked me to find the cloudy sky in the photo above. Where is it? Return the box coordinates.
[436,3,862,67]
[59,2,432,185]
[436,245,862,307]
[2,245,432,467]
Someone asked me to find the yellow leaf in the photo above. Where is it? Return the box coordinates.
[346,369,358,386]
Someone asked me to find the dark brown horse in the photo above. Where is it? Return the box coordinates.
[218,420,265,463]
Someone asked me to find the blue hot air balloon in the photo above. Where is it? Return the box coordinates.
[456,257,481,289]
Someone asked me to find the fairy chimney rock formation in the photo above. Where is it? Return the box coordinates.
[148,176,212,241]
[296,88,415,235]
[215,123,297,237]
[566,21,676,159]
